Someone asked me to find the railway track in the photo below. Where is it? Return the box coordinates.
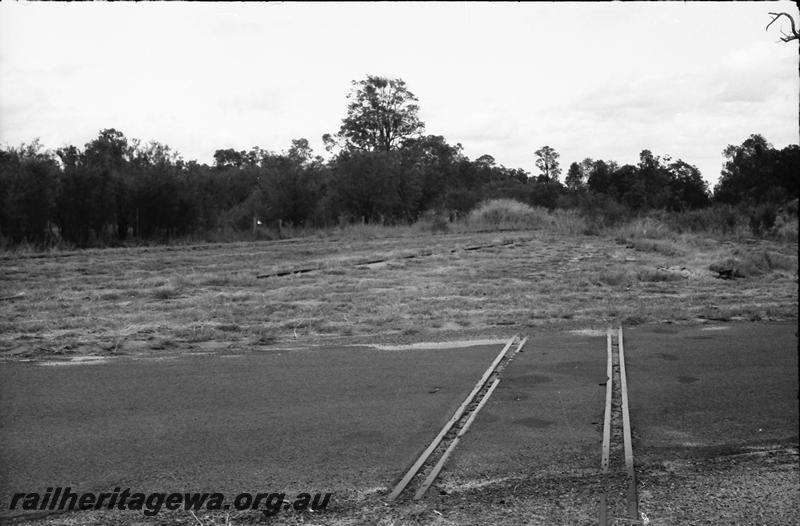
[387,334,528,501]
[386,326,642,521]
[255,239,518,279]
[600,327,642,525]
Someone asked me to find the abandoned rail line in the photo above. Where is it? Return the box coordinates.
[255,239,517,279]
[387,335,528,501]
[599,327,640,525]
[385,326,643,524]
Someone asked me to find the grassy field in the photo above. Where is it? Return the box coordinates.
[1,219,796,363]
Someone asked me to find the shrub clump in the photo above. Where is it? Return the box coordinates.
[709,250,798,279]
[468,199,550,229]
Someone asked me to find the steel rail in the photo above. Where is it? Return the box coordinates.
[599,326,641,525]
[618,326,639,521]
[601,328,613,473]
[413,378,502,499]
[386,335,521,501]
[257,240,518,279]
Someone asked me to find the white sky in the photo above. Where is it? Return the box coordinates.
[1,1,797,187]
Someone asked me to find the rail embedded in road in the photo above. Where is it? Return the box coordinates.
[599,326,641,525]
[387,335,528,502]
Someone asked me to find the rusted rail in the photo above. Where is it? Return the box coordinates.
[388,335,528,501]
[256,240,517,279]
[599,326,641,525]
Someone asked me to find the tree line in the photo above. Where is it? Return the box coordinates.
[1,75,797,247]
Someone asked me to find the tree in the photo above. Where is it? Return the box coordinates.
[773,144,800,199]
[715,134,774,204]
[635,149,673,210]
[767,9,800,129]
[475,154,496,167]
[256,153,320,227]
[83,128,131,172]
[767,10,799,43]
[321,133,338,154]
[287,138,314,165]
[82,129,133,241]
[336,75,425,152]
[328,150,417,223]
[715,134,799,205]
[586,159,616,195]
[213,148,246,169]
[534,146,561,183]
[0,140,59,244]
[565,162,584,190]
[667,159,710,210]
[400,135,465,213]
[127,140,194,239]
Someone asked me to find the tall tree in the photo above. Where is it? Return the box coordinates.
[213,148,246,169]
[400,135,465,213]
[666,159,709,210]
[0,140,59,244]
[83,129,133,240]
[287,138,314,165]
[635,149,672,210]
[715,134,798,205]
[534,145,562,183]
[336,75,425,152]
[565,162,584,190]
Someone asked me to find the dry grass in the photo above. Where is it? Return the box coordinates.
[461,199,589,237]
[1,221,796,361]
[467,199,552,229]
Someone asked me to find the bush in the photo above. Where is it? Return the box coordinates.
[664,206,739,235]
[614,216,673,240]
[769,198,798,242]
[467,199,550,230]
[710,250,797,278]
[748,204,777,236]
[415,209,450,233]
[549,209,588,236]
[576,193,630,232]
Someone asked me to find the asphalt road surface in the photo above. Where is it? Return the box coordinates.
[450,322,797,480]
[0,343,503,516]
[624,321,798,460]
[2,323,797,520]
[450,330,609,480]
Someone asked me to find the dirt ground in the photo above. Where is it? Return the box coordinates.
[1,228,797,525]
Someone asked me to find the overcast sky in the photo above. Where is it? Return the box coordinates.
[1,1,797,187]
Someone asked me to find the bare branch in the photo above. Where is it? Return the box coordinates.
[767,12,799,42]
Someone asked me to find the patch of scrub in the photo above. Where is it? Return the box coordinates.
[39,356,110,366]
[369,338,507,351]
